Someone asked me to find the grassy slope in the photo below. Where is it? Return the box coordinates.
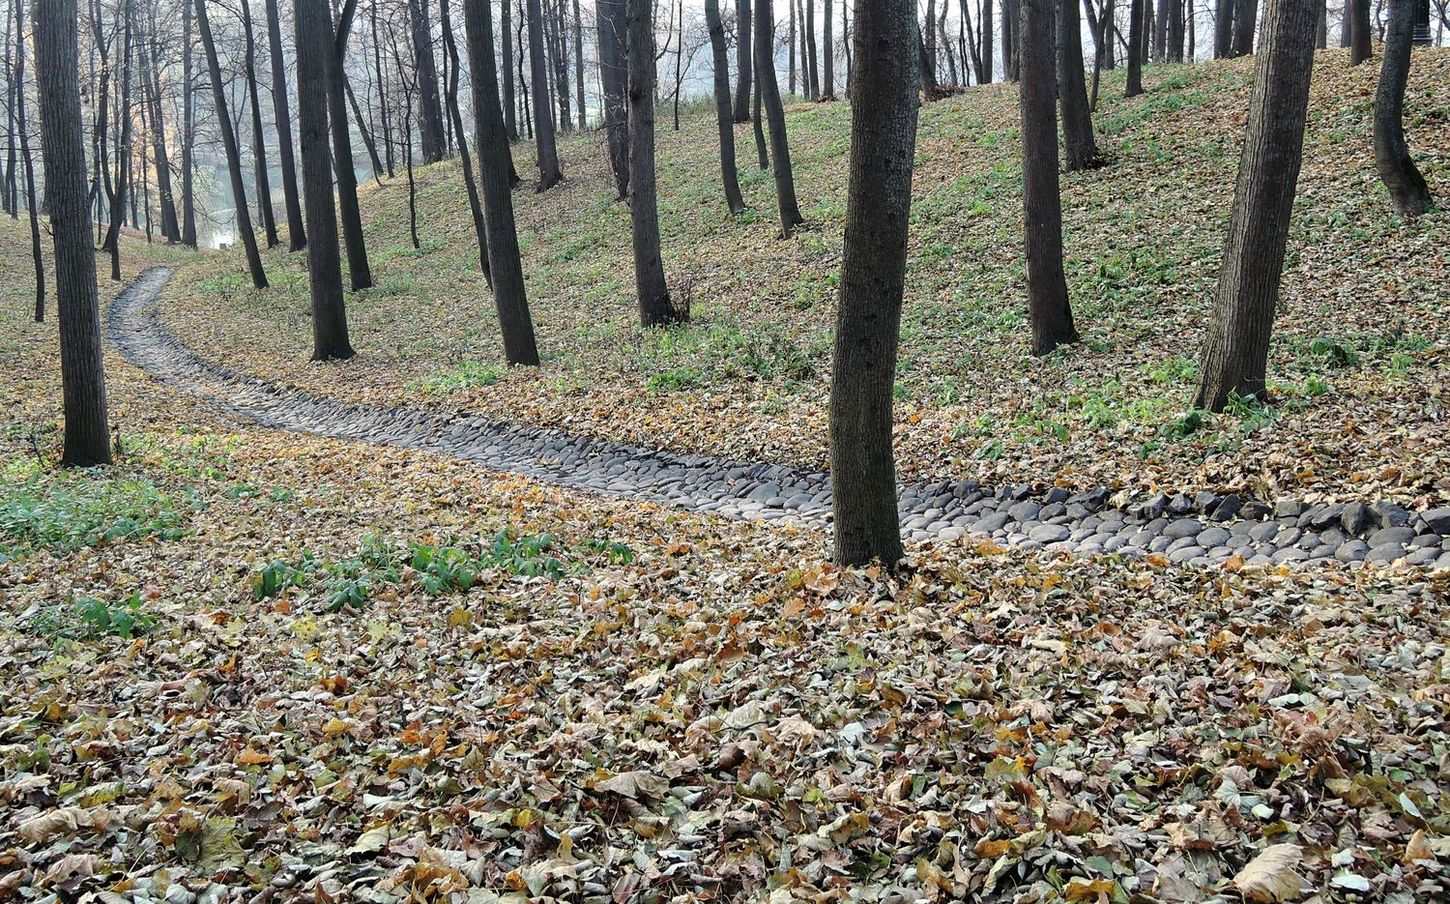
[164,51,1449,505]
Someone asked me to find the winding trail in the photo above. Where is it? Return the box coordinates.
[109,268,1450,570]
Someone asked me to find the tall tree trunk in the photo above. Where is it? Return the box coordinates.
[1233,0,1260,52]
[327,0,373,290]
[1374,0,1432,216]
[1128,0,1146,91]
[372,0,396,174]
[526,0,563,187]
[440,0,491,280]
[757,0,804,234]
[140,11,178,243]
[195,0,268,288]
[1316,0,1328,45]
[181,0,196,246]
[824,0,836,95]
[1155,0,1170,55]
[806,0,820,98]
[1194,0,1318,411]
[266,0,306,250]
[502,0,517,139]
[345,78,386,180]
[409,0,448,162]
[626,0,680,325]
[912,12,938,94]
[549,0,572,131]
[1216,0,1234,55]
[1003,0,1020,79]
[573,0,586,128]
[1341,0,1352,44]
[240,0,279,248]
[1020,0,1079,355]
[462,0,543,365]
[1169,0,1186,57]
[295,0,353,360]
[753,69,769,167]
[982,0,994,81]
[35,0,112,467]
[1059,0,1102,169]
[597,0,629,198]
[830,0,918,568]
[734,0,752,120]
[15,0,43,320]
[101,0,133,282]
[1349,0,1372,60]
[704,0,747,213]
[789,0,796,92]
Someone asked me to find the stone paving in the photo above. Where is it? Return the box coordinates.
[109,267,1450,570]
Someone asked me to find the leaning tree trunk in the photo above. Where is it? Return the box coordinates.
[240,0,279,248]
[704,0,747,214]
[1373,0,1433,217]
[752,69,768,167]
[757,0,805,235]
[327,0,373,290]
[626,0,681,326]
[34,0,112,467]
[1349,0,1372,62]
[295,0,354,360]
[195,0,268,289]
[1058,0,1102,169]
[1194,0,1319,411]
[181,0,196,247]
[266,0,306,250]
[733,0,752,120]
[526,0,563,187]
[1128,0,1146,93]
[596,0,629,198]
[829,0,919,568]
[1020,0,1079,355]
[15,0,43,321]
[410,0,448,163]
[462,0,543,364]
[1233,0,1259,53]
[440,0,492,282]
[139,16,178,243]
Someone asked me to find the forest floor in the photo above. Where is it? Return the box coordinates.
[1,51,1448,903]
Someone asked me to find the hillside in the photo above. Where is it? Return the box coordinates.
[161,51,1450,506]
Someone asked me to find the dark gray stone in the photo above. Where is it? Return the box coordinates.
[1422,508,1450,534]
[1340,502,1370,535]
[1367,526,1417,548]
[1164,520,1204,540]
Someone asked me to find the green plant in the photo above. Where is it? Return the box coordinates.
[1161,409,1205,440]
[0,471,188,563]
[582,538,636,565]
[1304,336,1359,369]
[31,593,157,640]
[488,531,565,578]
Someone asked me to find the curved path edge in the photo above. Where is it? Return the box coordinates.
[108,267,1450,571]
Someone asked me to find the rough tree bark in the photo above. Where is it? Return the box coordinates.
[1059,0,1102,169]
[410,0,448,162]
[195,0,268,288]
[1128,0,1146,93]
[1216,0,1234,55]
[596,0,629,198]
[1020,0,1079,355]
[1194,0,1319,411]
[462,0,542,364]
[34,0,112,466]
[704,0,747,214]
[823,0,834,96]
[15,0,43,320]
[439,0,491,281]
[502,0,516,139]
[572,0,585,128]
[326,0,373,290]
[734,0,752,120]
[1349,0,1372,62]
[829,0,919,568]
[1233,0,1260,53]
[526,0,563,187]
[239,0,279,248]
[757,0,805,235]
[806,0,820,98]
[266,0,306,249]
[295,0,353,360]
[626,0,681,326]
[1373,0,1433,216]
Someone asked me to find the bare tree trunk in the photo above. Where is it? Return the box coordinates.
[1341,0,1351,44]
[410,0,448,162]
[1059,0,1102,169]
[1128,0,1146,91]
[101,0,133,282]
[673,0,683,129]
[240,0,279,248]
[462,0,543,364]
[266,0,306,249]
[181,0,196,246]
[1233,0,1260,52]
[597,0,628,198]
[981,0,994,81]
[372,0,396,173]
[195,0,268,288]
[1317,0,1328,45]
[1194,0,1319,410]
[140,8,178,242]
[35,0,112,467]
[1155,0,1169,55]
[1020,0,1079,355]
[327,0,373,290]
[1350,0,1372,60]
[1003,0,1019,79]
[527,0,563,187]
[1216,0,1234,54]
[440,0,491,280]
[15,0,44,320]
[345,78,386,180]
[830,0,918,567]
[806,0,820,97]
[1169,0,1186,57]
[753,70,768,166]
[789,0,796,92]
[502,0,517,139]
[824,0,835,95]
[626,0,681,325]
[757,0,804,234]
[295,0,353,360]
[573,0,586,128]
[734,0,752,120]
[704,0,747,213]
[548,0,572,131]
[1374,0,1432,216]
